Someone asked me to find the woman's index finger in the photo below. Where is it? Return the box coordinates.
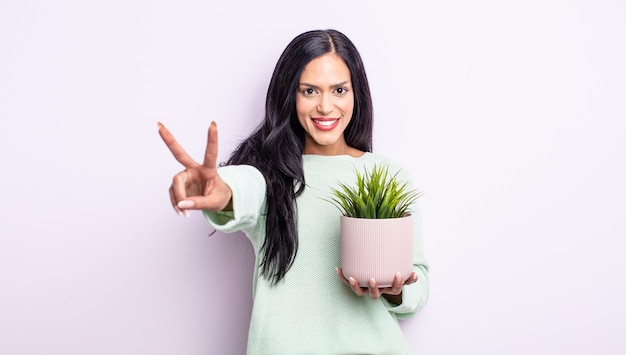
[158,122,199,168]
[203,121,219,168]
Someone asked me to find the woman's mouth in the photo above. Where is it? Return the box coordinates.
[312,118,340,131]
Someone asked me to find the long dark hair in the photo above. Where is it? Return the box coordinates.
[226,29,374,284]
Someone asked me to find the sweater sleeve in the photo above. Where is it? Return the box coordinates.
[202,165,267,241]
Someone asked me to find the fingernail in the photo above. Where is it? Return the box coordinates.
[369,278,376,287]
[349,277,356,286]
[183,209,190,218]
[178,200,194,209]
[396,272,402,281]
[157,122,163,129]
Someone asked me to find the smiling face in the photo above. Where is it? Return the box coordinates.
[296,53,358,156]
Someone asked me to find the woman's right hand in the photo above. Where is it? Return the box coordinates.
[158,121,232,217]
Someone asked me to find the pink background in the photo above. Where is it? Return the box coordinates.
[1,1,625,354]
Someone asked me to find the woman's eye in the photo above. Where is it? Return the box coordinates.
[302,88,316,96]
[335,87,348,95]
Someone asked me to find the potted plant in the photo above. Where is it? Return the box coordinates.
[328,163,424,287]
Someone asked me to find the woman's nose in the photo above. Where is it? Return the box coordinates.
[317,95,333,115]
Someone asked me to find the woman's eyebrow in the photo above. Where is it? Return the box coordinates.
[299,81,351,89]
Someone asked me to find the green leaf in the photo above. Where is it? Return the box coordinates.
[326,163,424,219]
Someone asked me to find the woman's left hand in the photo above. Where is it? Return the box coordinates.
[336,268,418,300]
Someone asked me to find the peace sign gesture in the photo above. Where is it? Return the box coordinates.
[158,121,233,217]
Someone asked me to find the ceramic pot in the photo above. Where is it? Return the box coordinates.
[340,214,414,288]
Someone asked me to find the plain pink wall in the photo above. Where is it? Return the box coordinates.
[1,1,625,354]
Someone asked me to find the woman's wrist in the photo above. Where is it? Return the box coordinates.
[382,292,403,306]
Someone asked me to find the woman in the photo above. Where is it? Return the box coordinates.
[159,29,429,354]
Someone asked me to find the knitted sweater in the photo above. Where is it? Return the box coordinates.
[204,153,430,355]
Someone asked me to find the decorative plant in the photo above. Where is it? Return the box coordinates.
[328,163,424,219]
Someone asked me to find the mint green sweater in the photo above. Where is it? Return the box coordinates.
[204,153,429,354]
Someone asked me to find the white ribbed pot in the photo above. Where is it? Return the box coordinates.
[340,214,414,288]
